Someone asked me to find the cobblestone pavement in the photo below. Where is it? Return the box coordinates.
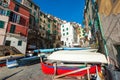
[0,63,79,80]
[0,63,52,80]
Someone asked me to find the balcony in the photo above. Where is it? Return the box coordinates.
[0,0,9,8]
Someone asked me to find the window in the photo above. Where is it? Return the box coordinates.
[0,0,9,8]
[66,28,68,30]
[14,5,19,12]
[29,9,32,14]
[48,24,50,28]
[19,16,26,26]
[30,3,32,7]
[6,10,10,16]
[44,15,46,18]
[0,20,5,28]
[63,33,65,36]
[66,32,69,35]
[43,27,45,30]
[5,40,11,46]
[10,25,16,33]
[53,30,57,34]
[115,45,120,63]
[47,30,50,34]
[34,12,36,16]
[62,25,64,27]
[0,9,9,16]
[115,45,120,54]
[53,20,56,23]
[44,20,45,23]
[48,19,50,22]
[18,40,22,46]
[34,6,37,10]
[9,12,20,23]
[66,38,68,41]
[63,29,65,32]
[40,13,42,16]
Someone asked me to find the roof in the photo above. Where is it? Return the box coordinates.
[47,50,108,64]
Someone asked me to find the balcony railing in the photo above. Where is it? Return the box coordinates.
[0,0,9,8]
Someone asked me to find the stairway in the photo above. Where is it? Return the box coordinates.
[0,45,22,57]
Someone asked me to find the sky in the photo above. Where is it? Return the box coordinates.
[33,0,85,25]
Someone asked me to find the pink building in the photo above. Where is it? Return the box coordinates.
[0,0,10,45]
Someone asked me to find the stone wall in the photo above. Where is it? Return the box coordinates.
[100,14,120,67]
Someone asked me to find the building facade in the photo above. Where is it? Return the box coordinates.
[96,0,120,68]
[61,22,77,47]
[16,0,40,51]
[5,0,30,54]
[0,0,10,45]
[84,0,120,70]
[39,12,62,48]
[76,24,85,47]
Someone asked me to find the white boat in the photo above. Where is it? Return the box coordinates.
[47,50,108,64]
[41,50,107,79]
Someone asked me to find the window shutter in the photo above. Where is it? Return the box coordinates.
[18,40,22,46]
[10,25,16,33]
[0,21,5,28]
[6,10,10,16]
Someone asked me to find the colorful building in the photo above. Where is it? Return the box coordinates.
[84,0,120,73]
[39,12,62,48]
[16,0,40,51]
[0,0,10,45]
[5,0,30,54]
[61,22,78,47]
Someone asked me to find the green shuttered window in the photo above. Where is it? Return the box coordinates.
[18,40,22,46]
[10,25,16,33]
[0,20,5,28]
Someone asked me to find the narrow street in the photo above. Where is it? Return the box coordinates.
[0,63,79,80]
[0,0,120,80]
[0,63,52,80]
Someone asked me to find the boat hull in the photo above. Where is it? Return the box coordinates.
[41,62,101,76]
[0,61,6,67]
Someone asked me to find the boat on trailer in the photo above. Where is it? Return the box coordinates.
[40,50,107,79]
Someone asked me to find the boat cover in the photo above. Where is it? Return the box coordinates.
[47,50,107,64]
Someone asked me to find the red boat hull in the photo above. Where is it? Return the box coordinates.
[41,62,101,76]
[0,63,6,67]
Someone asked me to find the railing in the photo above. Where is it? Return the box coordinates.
[0,0,9,8]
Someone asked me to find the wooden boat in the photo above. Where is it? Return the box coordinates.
[40,50,107,79]
[41,59,101,77]
[0,60,6,67]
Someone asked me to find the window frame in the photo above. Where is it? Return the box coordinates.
[0,20,5,28]
[18,40,22,46]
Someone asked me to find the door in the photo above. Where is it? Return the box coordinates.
[5,40,11,46]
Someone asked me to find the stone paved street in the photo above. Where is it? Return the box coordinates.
[0,63,79,80]
[0,63,52,80]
